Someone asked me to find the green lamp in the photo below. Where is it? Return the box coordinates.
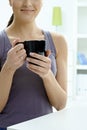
[52,6,62,31]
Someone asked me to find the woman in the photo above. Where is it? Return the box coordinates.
[0,0,68,128]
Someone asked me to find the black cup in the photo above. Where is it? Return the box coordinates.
[16,40,46,57]
[24,40,46,57]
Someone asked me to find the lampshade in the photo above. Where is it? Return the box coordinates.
[52,6,62,26]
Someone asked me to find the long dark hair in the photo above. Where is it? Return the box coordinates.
[7,14,14,27]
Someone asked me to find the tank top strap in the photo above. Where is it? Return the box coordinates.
[43,30,56,57]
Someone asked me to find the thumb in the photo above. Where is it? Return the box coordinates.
[45,50,51,57]
[12,38,21,47]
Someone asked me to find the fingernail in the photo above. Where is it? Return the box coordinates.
[30,52,34,56]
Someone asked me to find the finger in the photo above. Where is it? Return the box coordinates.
[14,44,24,53]
[18,49,27,59]
[27,63,48,75]
[27,57,51,68]
[29,53,47,62]
[45,50,51,57]
[14,58,25,67]
[12,38,21,47]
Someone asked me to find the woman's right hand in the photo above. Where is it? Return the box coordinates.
[5,39,27,72]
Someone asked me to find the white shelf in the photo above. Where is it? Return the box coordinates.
[78,3,87,7]
[77,34,87,38]
[77,7,87,34]
[76,65,87,70]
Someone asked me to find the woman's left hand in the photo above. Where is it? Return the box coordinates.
[26,51,51,78]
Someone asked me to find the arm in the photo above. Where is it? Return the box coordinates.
[0,63,15,112]
[0,40,26,112]
[42,34,68,110]
[26,33,68,110]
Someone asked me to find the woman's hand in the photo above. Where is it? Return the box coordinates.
[26,50,51,78]
[5,39,27,72]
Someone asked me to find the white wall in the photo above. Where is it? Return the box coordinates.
[0,1,12,30]
[36,0,76,48]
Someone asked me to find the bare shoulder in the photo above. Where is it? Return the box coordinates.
[50,32,68,56]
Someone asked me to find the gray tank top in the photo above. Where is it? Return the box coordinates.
[0,30,57,127]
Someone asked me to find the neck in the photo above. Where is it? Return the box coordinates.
[6,21,44,41]
[12,20,39,33]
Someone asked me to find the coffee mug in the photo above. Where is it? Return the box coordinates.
[16,40,46,57]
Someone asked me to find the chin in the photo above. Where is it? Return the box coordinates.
[21,17,34,24]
